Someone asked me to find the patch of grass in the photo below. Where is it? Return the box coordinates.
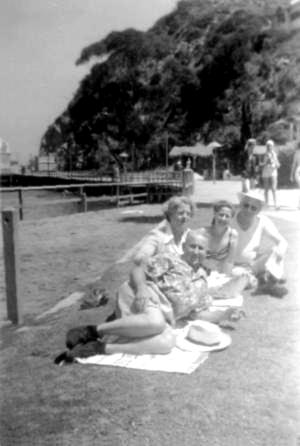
[0,206,299,445]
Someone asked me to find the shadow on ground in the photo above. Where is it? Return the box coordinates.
[118,215,163,224]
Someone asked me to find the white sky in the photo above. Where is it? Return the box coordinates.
[0,0,177,164]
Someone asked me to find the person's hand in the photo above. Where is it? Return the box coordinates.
[134,286,151,312]
[272,246,283,261]
[165,312,176,328]
[227,308,246,322]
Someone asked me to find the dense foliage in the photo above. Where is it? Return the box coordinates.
[40,0,299,173]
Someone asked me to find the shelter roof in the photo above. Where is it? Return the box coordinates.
[169,141,222,158]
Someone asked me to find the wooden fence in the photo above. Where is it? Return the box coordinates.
[0,169,194,221]
[23,169,184,183]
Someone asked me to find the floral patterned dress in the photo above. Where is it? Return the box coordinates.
[117,252,211,323]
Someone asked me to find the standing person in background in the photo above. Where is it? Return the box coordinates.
[261,139,280,209]
[290,141,300,209]
[186,158,192,169]
[174,160,183,171]
[242,138,259,192]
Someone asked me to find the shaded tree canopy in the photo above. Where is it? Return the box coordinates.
[40,0,299,171]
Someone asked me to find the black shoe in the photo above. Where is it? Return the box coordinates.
[71,340,106,358]
[267,284,288,298]
[54,340,106,365]
[277,278,287,285]
[256,283,288,298]
[105,311,117,323]
[264,272,287,286]
[54,351,74,365]
[66,325,99,349]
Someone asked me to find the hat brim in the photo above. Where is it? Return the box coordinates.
[176,320,232,352]
[238,192,265,204]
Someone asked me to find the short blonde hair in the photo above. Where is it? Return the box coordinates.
[163,196,195,221]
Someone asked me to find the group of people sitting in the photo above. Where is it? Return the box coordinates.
[55,191,288,365]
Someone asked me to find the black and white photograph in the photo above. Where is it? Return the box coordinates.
[1,0,300,445]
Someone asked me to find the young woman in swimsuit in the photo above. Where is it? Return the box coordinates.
[197,200,238,275]
[197,200,250,299]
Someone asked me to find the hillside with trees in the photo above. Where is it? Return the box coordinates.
[40,0,300,174]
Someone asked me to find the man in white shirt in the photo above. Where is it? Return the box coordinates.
[231,190,288,297]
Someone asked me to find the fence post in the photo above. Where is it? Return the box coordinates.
[2,208,22,324]
[129,186,134,204]
[80,193,87,212]
[78,187,87,212]
[18,189,23,220]
[116,184,120,207]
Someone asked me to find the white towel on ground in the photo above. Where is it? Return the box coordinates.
[76,344,208,374]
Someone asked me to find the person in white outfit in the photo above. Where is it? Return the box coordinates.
[261,139,280,208]
[231,190,288,297]
[290,141,300,209]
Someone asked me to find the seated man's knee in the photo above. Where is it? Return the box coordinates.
[144,307,166,334]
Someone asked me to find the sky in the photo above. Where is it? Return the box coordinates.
[0,0,177,164]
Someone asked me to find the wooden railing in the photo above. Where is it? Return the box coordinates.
[0,170,194,221]
[23,169,185,184]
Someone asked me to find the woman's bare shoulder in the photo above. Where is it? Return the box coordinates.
[196,226,211,237]
[230,227,238,238]
[196,226,210,236]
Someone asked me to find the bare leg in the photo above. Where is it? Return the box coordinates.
[105,325,175,355]
[209,274,249,299]
[271,175,277,208]
[263,178,269,205]
[96,306,166,339]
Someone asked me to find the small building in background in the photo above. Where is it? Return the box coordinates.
[0,138,20,174]
[37,154,57,172]
[0,138,10,173]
